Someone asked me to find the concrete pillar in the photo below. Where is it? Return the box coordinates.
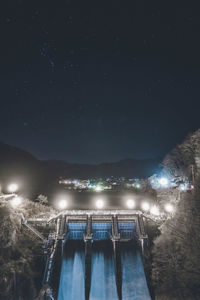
[113,240,122,300]
[51,239,64,298]
[85,240,92,300]
[58,215,66,238]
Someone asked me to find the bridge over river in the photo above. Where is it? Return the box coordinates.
[23,210,151,300]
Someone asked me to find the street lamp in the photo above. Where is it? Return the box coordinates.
[150,205,160,216]
[164,203,174,213]
[141,202,150,212]
[95,199,104,209]
[58,199,68,210]
[95,186,102,192]
[179,184,187,191]
[8,183,18,193]
[126,199,135,209]
[11,196,22,207]
[158,177,169,187]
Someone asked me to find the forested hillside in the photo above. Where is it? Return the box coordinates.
[152,129,200,300]
[0,200,54,300]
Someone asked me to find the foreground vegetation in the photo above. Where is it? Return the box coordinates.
[152,130,200,299]
[0,200,54,300]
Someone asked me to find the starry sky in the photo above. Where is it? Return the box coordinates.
[0,0,200,163]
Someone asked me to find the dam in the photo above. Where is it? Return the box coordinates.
[24,210,151,300]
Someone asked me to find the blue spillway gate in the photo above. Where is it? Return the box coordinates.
[66,221,137,240]
[92,222,112,240]
[67,222,86,240]
[118,222,136,239]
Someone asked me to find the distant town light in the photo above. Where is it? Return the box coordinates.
[141,202,150,211]
[158,177,169,187]
[11,196,22,207]
[165,203,174,213]
[8,183,18,193]
[95,199,104,209]
[126,199,135,209]
[150,205,160,216]
[58,199,68,210]
[135,183,141,189]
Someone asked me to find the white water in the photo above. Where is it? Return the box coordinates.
[89,242,119,300]
[58,241,151,300]
[58,241,85,300]
[121,244,151,300]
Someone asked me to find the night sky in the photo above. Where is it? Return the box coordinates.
[0,0,200,163]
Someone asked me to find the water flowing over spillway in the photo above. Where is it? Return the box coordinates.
[121,242,151,300]
[89,241,118,300]
[58,240,151,300]
[58,241,85,300]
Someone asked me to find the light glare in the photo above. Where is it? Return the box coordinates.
[126,199,135,209]
[150,205,160,216]
[11,196,22,207]
[141,202,150,211]
[165,203,174,213]
[96,199,104,209]
[179,184,187,191]
[58,199,68,210]
[159,177,169,187]
[8,183,18,193]
[95,186,102,192]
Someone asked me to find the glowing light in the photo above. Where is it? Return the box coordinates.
[126,199,135,209]
[150,205,160,216]
[141,202,150,211]
[165,203,174,213]
[58,199,68,210]
[8,183,18,193]
[135,183,141,189]
[95,199,104,209]
[159,177,169,187]
[95,186,102,192]
[179,184,187,191]
[11,196,22,207]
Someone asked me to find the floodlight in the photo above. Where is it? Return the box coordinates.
[141,202,150,211]
[158,177,169,187]
[126,199,135,209]
[96,199,104,209]
[8,183,18,193]
[179,184,187,191]
[150,205,160,216]
[58,199,68,210]
[165,203,174,213]
[95,186,102,192]
[11,196,22,207]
